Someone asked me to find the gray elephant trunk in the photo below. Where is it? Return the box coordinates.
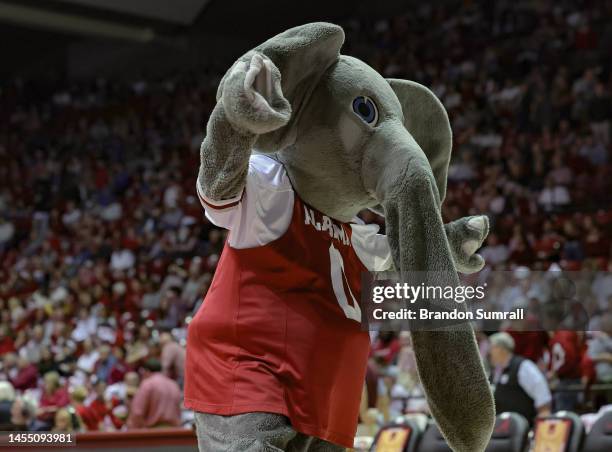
[373,146,496,452]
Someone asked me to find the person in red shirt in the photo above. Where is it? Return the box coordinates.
[371,332,402,365]
[0,325,15,356]
[87,380,110,428]
[70,386,99,431]
[38,371,70,428]
[107,347,129,385]
[10,356,39,391]
[546,331,583,379]
[544,331,586,411]
[127,359,182,429]
[507,330,549,363]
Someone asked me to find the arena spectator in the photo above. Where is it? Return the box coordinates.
[70,386,99,431]
[105,371,139,403]
[86,380,110,430]
[110,246,136,272]
[52,408,75,433]
[508,330,549,364]
[489,332,552,424]
[538,176,571,211]
[181,257,210,306]
[76,339,99,375]
[0,325,15,356]
[2,353,17,382]
[588,314,612,383]
[9,395,40,431]
[125,326,151,366]
[107,347,129,385]
[93,345,117,384]
[159,331,185,385]
[371,332,402,366]
[127,358,182,429]
[580,134,609,166]
[593,261,612,308]
[389,332,426,417]
[61,201,82,229]
[10,356,39,391]
[37,349,59,377]
[20,325,45,364]
[156,288,182,330]
[141,280,162,311]
[72,308,98,343]
[545,331,587,411]
[0,381,15,430]
[38,371,70,428]
[497,267,535,313]
[480,233,510,267]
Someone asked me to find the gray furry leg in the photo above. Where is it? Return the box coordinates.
[195,412,295,451]
[194,412,344,452]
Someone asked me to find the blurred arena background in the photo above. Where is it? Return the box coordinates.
[0,0,611,451]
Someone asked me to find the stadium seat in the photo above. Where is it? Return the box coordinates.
[415,423,451,452]
[485,412,529,452]
[533,411,584,452]
[583,410,612,452]
[370,416,424,452]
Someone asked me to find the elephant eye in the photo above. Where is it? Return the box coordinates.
[352,96,378,126]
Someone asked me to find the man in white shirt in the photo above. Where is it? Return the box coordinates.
[489,332,552,424]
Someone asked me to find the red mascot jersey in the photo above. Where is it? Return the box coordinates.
[185,154,391,447]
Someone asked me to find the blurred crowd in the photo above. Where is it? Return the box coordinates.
[0,0,611,434]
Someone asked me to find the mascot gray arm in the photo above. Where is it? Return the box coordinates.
[198,54,291,202]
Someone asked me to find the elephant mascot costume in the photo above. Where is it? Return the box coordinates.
[185,23,495,452]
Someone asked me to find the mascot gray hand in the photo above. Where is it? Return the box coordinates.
[220,53,291,135]
[446,215,489,274]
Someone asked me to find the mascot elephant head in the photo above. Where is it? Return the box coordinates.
[211,22,495,452]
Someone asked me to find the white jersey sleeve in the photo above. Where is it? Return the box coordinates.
[196,154,294,249]
[350,223,393,271]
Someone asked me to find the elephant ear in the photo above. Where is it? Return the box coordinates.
[217,22,344,152]
[387,79,452,202]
